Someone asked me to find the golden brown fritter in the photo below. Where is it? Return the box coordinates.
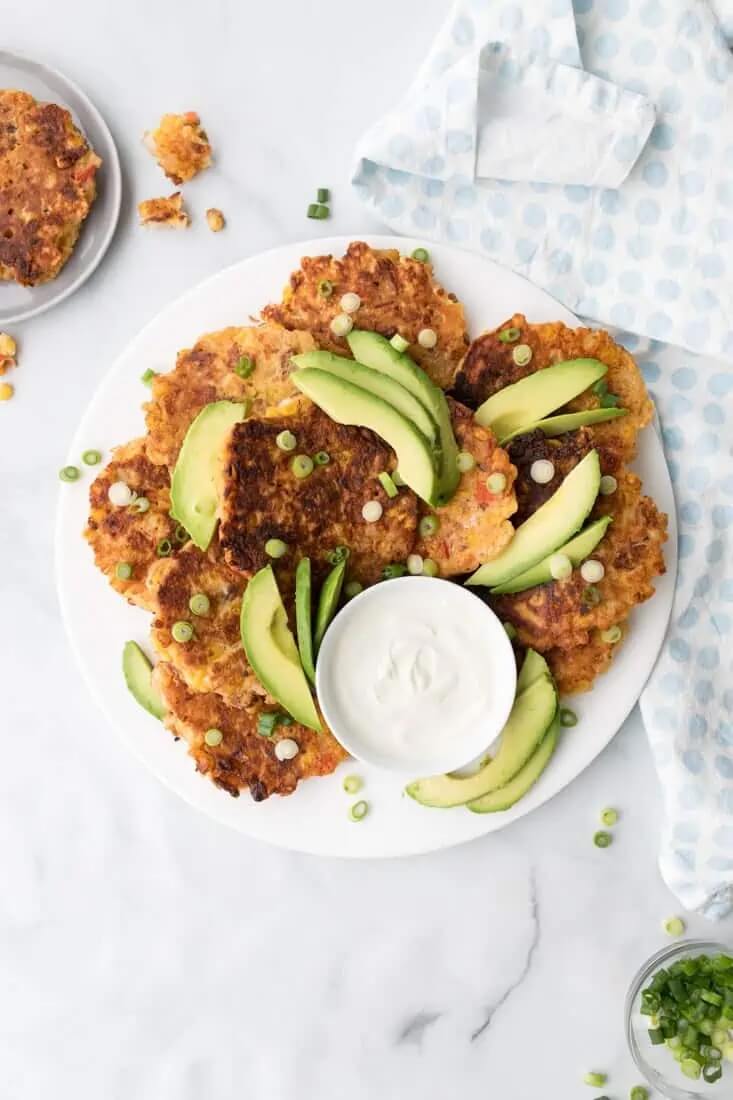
[545,631,618,695]
[138,191,190,228]
[147,546,266,708]
[454,314,653,469]
[412,399,517,576]
[0,90,101,285]
[85,438,180,611]
[145,323,316,467]
[219,400,418,586]
[145,111,211,184]
[490,471,667,652]
[262,241,468,390]
[154,662,347,800]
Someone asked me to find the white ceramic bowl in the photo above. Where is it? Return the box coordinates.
[315,576,517,775]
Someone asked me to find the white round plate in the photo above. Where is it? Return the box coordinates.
[55,235,677,858]
[0,51,122,324]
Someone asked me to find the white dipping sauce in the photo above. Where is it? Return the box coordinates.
[316,577,517,774]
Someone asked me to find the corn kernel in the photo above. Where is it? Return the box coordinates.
[206,207,225,232]
[0,332,16,358]
[0,382,15,401]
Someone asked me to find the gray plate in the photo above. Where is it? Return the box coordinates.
[0,50,121,323]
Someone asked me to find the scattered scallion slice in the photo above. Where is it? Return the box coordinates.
[630,1088,649,1100]
[498,326,520,343]
[583,1073,607,1088]
[411,247,429,262]
[265,538,288,559]
[307,203,329,220]
[407,554,424,576]
[349,799,369,822]
[594,830,612,848]
[456,451,475,472]
[115,562,132,580]
[559,707,578,727]
[233,355,254,378]
[330,313,353,337]
[141,368,157,386]
[59,465,81,483]
[257,712,291,737]
[390,333,410,352]
[317,279,333,298]
[174,524,188,544]
[189,593,210,616]
[204,728,223,747]
[313,450,330,465]
[600,807,618,827]
[276,429,297,452]
[362,500,383,523]
[512,343,533,367]
[156,538,173,557]
[664,917,686,937]
[343,775,363,794]
[419,514,439,538]
[382,563,407,580]
[132,496,150,514]
[317,187,330,203]
[601,625,622,644]
[172,620,194,643]
[486,472,507,493]
[378,471,399,498]
[601,392,621,408]
[82,449,102,466]
[418,327,437,349]
[422,559,438,578]
[291,454,314,479]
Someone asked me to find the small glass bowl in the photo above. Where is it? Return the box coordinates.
[626,939,732,1100]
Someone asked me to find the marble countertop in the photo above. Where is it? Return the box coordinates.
[2,2,729,1097]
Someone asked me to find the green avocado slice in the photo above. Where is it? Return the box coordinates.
[314,558,347,653]
[291,367,439,506]
[346,331,460,505]
[515,648,551,694]
[467,711,560,814]
[170,400,247,550]
[241,565,322,731]
[500,407,627,445]
[467,449,601,588]
[474,358,608,440]
[405,675,557,808]
[293,350,439,444]
[122,641,165,720]
[295,558,315,686]
[490,515,612,595]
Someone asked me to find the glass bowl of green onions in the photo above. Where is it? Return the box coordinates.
[626,941,733,1099]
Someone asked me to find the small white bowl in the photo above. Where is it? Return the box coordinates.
[315,576,517,775]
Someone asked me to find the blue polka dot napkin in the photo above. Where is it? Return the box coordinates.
[352,0,733,916]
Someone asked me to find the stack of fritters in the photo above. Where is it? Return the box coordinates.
[455,313,667,693]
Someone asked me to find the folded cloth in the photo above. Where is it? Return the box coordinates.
[352,0,733,917]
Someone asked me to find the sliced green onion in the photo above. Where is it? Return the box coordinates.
[317,279,333,298]
[343,775,363,794]
[330,313,353,337]
[407,554,424,576]
[344,580,363,599]
[275,737,300,761]
[362,500,383,523]
[340,292,361,314]
[664,917,686,937]
[327,545,350,565]
[307,203,329,219]
[583,1073,607,1087]
[592,379,608,397]
[204,727,223,747]
[549,552,572,581]
[419,514,439,538]
[600,392,621,408]
[174,524,188,544]
[498,326,521,343]
[582,585,602,607]
[115,562,132,580]
[382,563,407,580]
[456,451,476,472]
[313,450,330,466]
[349,799,369,822]
[530,459,554,485]
[486,472,507,493]
[390,333,410,353]
[421,559,438,578]
[141,368,157,386]
[317,187,330,203]
[291,454,314,479]
[59,465,80,482]
[599,474,617,495]
[378,471,399,498]
[418,327,437,349]
[703,1064,723,1084]
[512,343,533,367]
[559,707,578,727]
[233,355,254,378]
[276,429,297,452]
[503,621,517,641]
[172,620,193,643]
[189,593,210,616]
[411,247,430,262]
[648,1027,665,1046]
[156,538,173,557]
[601,625,622,644]
[681,1058,701,1080]
[600,807,618,827]
[257,713,279,737]
[82,449,102,466]
[580,559,605,584]
[132,496,150,513]
[265,538,288,558]
[630,1087,649,1100]
[594,830,613,849]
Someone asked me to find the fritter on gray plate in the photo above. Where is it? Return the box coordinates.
[0,89,100,285]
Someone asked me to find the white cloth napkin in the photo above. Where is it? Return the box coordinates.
[352,0,733,917]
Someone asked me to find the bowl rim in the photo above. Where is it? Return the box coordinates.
[625,939,732,1100]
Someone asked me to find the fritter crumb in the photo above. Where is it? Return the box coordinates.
[206,207,225,232]
[138,192,190,228]
[0,332,16,374]
[145,111,212,184]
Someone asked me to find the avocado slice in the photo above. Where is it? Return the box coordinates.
[467,711,560,814]
[295,558,316,686]
[293,350,439,445]
[405,675,557,808]
[170,400,247,550]
[515,648,551,694]
[241,565,322,731]
[474,358,608,441]
[314,558,347,652]
[291,367,439,506]
[346,331,460,505]
[501,407,627,444]
[467,449,601,588]
[490,515,612,595]
[122,640,165,720]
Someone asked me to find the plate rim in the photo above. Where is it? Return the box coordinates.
[54,233,678,858]
[0,48,122,323]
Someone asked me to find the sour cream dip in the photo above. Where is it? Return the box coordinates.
[315,577,517,775]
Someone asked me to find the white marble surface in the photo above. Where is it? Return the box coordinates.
[2,2,731,1097]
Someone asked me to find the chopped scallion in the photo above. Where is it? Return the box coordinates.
[378,471,399,498]
[82,449,102,466]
